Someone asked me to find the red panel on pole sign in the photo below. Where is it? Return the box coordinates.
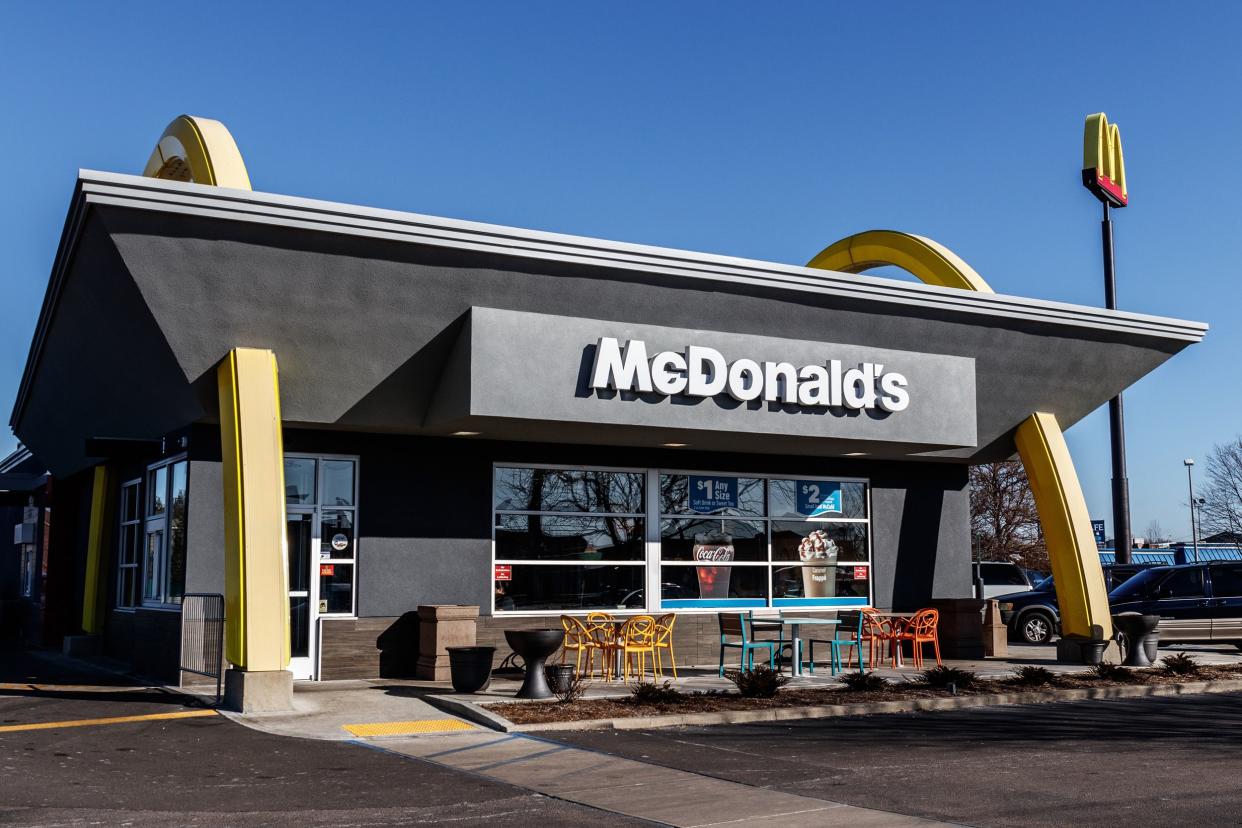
[494,564,512,581]
[853,566,868,580]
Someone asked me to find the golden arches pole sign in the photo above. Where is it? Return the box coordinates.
[809,231,1113,641]
[1082,112,1127,208]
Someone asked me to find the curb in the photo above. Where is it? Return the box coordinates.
[442,678,1242,733]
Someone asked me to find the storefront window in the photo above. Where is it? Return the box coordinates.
[116,480,142,609]
[658,474,870,609]
[493,467,645,612]
[492,466,871,613]
[141,458,188,607]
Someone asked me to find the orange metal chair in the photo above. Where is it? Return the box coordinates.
[653,613,679,678]
[616,616,658,683]
[862,609,902,668]
[896,609,942,668]
[559,615,602,678]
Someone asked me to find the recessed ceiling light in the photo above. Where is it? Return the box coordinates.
[662,442,689,448]
[844,452,868,457]
[452,431,481,437]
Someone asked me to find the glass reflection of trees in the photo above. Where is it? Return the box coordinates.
[494,468,644,514]
[494,468,646,610]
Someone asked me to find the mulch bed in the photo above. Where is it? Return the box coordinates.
[488,662,1242,725]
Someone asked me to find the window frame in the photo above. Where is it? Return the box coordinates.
[284,452,361,620]
[115,478,143,611]
[140,456,189,610]
[491,462,873,616]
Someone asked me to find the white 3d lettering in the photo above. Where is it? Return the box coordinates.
[589,338,910,412]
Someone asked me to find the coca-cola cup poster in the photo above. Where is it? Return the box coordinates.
[693,531,734,599]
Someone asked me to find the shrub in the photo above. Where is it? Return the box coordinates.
[724,665,790,698]
[1010,666,1058,687]
[552,671,589,704]
[1091,662,1135,682]
[839,671,889,693]
[1159,653,1202,677]
[918,666,979,691]
[630,680,683,705]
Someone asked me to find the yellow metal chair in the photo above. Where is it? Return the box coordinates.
[559,615,602,678]
[616,616,658,683]
[653,613,679,678]
[586,611,620,680]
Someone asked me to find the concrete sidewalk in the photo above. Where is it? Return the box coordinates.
[366,729,958,827]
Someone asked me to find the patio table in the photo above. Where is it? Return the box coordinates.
[751,616,841,676]
[869,612,916,667]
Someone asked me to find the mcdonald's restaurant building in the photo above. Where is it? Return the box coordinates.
[9,119,1205,705]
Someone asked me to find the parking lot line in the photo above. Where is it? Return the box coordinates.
[0,709,217,733]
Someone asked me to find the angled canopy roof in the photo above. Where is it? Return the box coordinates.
[12,171,1207,476]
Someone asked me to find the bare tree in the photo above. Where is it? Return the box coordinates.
[1142,519,1167,546]
[969,461,1048,570]
[1201,437,1242,539]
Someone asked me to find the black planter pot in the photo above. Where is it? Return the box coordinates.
[545,664,576,695]
[504,629,565,699]
[1080,640,1109,666]
[446,646,496,694]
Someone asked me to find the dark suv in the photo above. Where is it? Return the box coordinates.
[1108,562,1242,648]
[997,564,1156,644]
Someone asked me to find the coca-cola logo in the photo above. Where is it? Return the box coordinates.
[694,544,734,563]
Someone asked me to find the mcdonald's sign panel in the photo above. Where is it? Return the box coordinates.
[1082,113,1128,207]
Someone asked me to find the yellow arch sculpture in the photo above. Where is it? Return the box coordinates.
[143,115,252,190]
[142,118,289,680]
[809,230,1112,641]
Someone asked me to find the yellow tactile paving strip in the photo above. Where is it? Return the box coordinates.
[342,719,475,737]
[0,709,217,734]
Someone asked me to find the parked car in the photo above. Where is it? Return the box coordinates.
[1108,562,1242,649]
[997,563,1157,644]
[974,561,1034,599]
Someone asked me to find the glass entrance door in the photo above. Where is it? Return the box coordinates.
[287,511,316,679]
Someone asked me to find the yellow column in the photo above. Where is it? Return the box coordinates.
[217,348,289,671]
[1015,413,1113,639]
[81,466,110,634]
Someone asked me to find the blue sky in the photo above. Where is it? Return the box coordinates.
[1,2,1238,541]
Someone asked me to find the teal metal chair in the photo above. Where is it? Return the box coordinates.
[718,612,779,676]
[806,610,868,675]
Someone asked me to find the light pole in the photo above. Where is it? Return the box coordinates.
[1184,459,1199,563]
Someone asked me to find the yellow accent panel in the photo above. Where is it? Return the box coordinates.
[218,348,289,671]
[1084,113,1127,200]
[343,719,476,737]
[81,466,109,634]
[0,709,216,734]
[807,231,1114,641]
[143,115,252,190]
[807,230,993,293]
[1016,413,1113,639]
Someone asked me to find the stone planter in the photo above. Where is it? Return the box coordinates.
[416,605,480,681]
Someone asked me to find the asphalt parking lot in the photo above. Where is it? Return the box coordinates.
[549,691,1242,827]
[0,650,649,827]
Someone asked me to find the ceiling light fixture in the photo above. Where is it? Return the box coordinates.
[452,431,481,437]
[662,442,689,448]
